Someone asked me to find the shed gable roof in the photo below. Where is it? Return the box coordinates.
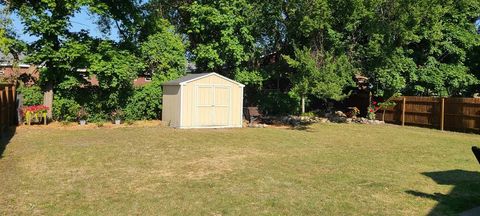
[162,72,245,87]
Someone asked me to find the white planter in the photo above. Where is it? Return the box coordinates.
[115,119,121,125]
[79,120,86,125]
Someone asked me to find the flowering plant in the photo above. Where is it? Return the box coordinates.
[23,105,49,125]
[367,105,376,120]
[367,101,378,120]
[111,108,125,121]
[24,105,49,113]
[77,107,88,120]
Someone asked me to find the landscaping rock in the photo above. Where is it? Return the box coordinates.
[326,111,347,123]
[318,118,329,123]
[324,112,385,125]
[275,115,324,126]
[254,113,383,127]
[249,123,268,128]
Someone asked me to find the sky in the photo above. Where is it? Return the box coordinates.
[11,7,120,43]
[8,6,480,44]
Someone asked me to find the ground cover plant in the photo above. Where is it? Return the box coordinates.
[1,123,479,215]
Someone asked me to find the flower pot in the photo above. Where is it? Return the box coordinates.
[79,120,86,125]
[115,119,121,125]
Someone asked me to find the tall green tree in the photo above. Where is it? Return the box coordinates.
[283,46,354,113]
[124,19,187,120]
[7,0,96,116]
[180,0,255,76]
[141,19,187,77]
[88,41,144,111]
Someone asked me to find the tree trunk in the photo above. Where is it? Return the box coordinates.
[301,95,305,114]
[43,82,53,119]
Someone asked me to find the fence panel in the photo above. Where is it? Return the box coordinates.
[0,84,17,131]
[378,96,480,133]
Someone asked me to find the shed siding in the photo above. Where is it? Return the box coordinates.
[162,85,181,127]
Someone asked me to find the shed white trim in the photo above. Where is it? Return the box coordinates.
[179,85,183,127]
[240,86,244,126]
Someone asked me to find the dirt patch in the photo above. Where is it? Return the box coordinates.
[180,150,266,180]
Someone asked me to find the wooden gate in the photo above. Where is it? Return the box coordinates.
[0,84,17,132]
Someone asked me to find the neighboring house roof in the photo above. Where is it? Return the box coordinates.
[0,52,29,67]
[162,72,245,87]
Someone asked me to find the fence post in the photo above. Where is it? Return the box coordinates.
[402,97,406,126]
[0,89,3,129]
[440,98,445,131]
[5,86,10,126]
[11,86,15,126]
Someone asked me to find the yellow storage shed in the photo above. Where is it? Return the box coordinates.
[162,73,244,128]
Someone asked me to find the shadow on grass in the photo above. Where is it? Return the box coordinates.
[406,169,480,215]
[0,126,16,159]
[289,124,317,132]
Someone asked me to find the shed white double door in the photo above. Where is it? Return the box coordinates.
[195,85,231,127]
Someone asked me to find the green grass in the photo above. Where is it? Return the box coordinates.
[1,123,480,215]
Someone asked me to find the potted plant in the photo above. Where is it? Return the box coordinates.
[77,107,88,125]
[111,108,124,125]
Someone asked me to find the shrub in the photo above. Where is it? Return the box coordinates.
[124,72,182,120]
[257,91,299,116]
[77,107,89,121]
[110,108,125,121]
[53,98,81,121]
[17,85,43,106]
[88,112,108,123]
[124,82,162,120]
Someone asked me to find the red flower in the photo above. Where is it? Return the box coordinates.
[23,105,49,113]
[372,101,377,105]
[369,108,374,113]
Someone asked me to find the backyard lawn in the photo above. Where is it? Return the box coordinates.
[1,123,479,215]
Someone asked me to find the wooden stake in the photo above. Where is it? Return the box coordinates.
[440,98,445,131]
[402,97,406,126]
[382,109,386,122]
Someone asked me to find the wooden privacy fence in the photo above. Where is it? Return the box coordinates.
[378,96,480,133]
[0,84,17,132]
